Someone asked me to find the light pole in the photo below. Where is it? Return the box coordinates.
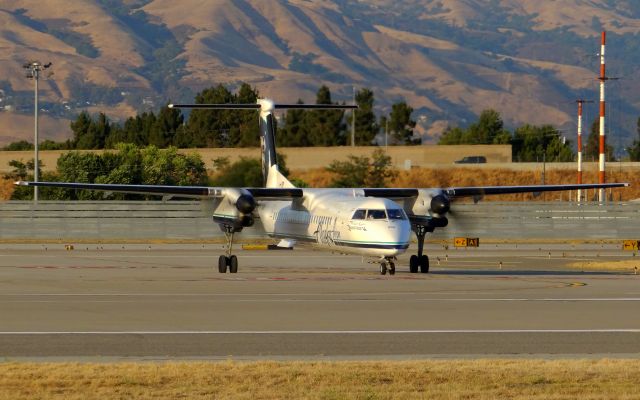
[23,61,52,202]
[351,86,356,147]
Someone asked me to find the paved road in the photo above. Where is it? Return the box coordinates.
[0,243,639,359]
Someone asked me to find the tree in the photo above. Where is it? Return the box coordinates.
[388,101,417,144]
[438,109,510,145]
[182,83,261,148]
[304,85,346,146]
[88,112,111,149]
[210,152,290,187]
[211,157,263,187]
[232,83,260,147]
[512,124,574,162]
[3,140,33,151]
[438,126,465,144]
[6,158,60,200]
[464,109,511,144]
[150,105,183,147]
[585,119,616,162]
[184,84,235,147]
[627,117,640,161]
[278,99,310,147]
[70,111,92,149]
[353,88,378,145]
[72,112,111,149]
[17,145,208,200]
[327,149,397,188]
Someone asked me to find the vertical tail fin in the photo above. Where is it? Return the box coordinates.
[256,99,285,188]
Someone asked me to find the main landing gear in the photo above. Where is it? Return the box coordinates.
[409,224,430,273]
[218,226,239,273]
[379,257,396,275]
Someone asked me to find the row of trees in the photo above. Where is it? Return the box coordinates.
[4,83,419,151]
[6,80,640,160]
[6,144,395,200]
[438,109,622,162]
[8,144,207,200]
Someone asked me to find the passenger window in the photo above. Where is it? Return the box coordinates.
[387,209,407,220]
[352,209,366,220]
[367,209,387,220]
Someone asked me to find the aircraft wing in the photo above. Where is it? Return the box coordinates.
[14,181,303,200]
[16,181,628,200]
[363,182,629,199]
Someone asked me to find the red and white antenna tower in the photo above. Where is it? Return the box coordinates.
[597,31,607,202]
[575,99,592,202]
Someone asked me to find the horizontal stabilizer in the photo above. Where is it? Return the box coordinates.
[169,104,261,109]
[169,103,357,110]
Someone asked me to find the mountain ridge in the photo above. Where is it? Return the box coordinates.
[0,0,638,148]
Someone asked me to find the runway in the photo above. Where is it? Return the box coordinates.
[0,243,639,359]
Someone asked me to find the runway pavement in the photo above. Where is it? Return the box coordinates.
[0,243,639,360]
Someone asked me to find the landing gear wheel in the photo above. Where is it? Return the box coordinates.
[380,262,387,275]
[229,255,238,273]
[389,262,396,275]
[419,255,430,273]
[218,255,228,273]
[409,255,419,273]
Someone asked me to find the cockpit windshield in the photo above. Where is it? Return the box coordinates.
[351,208,407,221]
[367,209,387,219]
[387,209,407,220]
[351,209,366,220]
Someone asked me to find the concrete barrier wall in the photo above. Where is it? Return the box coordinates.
[0,145,512,172]
[1,201,637,241]
[3,147,640,173]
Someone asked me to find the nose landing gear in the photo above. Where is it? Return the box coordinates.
[379,258,396,275]
[409,224,430,273]
[218,226,239,273]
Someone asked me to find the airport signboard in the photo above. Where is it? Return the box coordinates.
[454,237,480,247]
[622,240,639,251]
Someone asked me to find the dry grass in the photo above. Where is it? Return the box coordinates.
[292,167,638,201]
[0,360,639,399]
[0,178,14,200]
[568,259,640,272]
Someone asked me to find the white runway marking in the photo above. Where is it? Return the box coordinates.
[3,293,640,302]
[1,329,640,335]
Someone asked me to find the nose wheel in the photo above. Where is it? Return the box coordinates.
[218,255,238,273]
[218,226,239,273]
[379,259,396,275]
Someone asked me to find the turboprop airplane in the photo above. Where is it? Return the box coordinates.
[16,99,628,275]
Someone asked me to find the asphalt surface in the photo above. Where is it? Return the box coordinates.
[0,242,639,360]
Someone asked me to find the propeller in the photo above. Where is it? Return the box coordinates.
[430,193,451,216]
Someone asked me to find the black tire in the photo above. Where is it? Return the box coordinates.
[380,262,387,275]
[229,255,238,273]
[409,255,418,273]
[389,262,396,275]
[420,255,430,273]
[218,255,228,273]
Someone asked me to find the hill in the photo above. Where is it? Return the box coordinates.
[0,0,638,148]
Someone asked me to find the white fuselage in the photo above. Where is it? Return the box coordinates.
[257,189,412,258]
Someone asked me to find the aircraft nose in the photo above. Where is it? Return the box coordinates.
[384,220,411,253]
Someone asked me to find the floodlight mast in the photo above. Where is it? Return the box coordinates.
[23,61,52,202]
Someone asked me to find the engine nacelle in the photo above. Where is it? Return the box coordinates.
[430,194,451,216]
[211,189,257,231]
[236,194,257,214]
[240,214,254,227]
